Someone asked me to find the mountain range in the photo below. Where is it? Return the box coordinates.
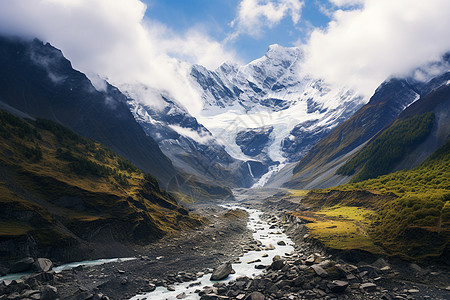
[0,34,448,265]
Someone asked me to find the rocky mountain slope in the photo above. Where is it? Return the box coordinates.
[0,36,176,187]
[0,109,204,265]
[128,95,259,189]
[192,44,365,167]
[128,45,366,188]
[0,36,234,200]
[283,59,450,189]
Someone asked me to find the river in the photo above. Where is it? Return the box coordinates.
[130,205,295,300]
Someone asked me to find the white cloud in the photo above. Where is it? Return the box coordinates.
[230,0,304,39]
[329,0,364,7]
[168,125,214,145]
[0,0,238,117]
[302,0,450,97]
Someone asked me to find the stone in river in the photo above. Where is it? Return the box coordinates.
[270,259,285,271]
[247,259,261,264]
[210,262,233,281]
[33,258,53,273]
[265,244,275,250]
[277,241,286,246]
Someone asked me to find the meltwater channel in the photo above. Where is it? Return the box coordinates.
[130,205,295,300]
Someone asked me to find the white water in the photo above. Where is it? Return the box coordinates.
[130,205,295,300]
[0,257,136,283]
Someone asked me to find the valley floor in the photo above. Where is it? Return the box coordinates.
[3,188,450,300]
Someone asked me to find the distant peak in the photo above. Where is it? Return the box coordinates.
[264,44,302,60]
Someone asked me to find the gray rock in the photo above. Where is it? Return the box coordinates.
[235,126,273,156]
[270,259,285,271]
[311,265,328,278]
[409,263,425,274]
[10,258,35,273]
[292,276,304,287]
[360,282,377,292]
[33,258,53,273]
[40,285,58,300]
[328,280,349,293]
[357,265,381,278]
[372,258,389,269]
[248,291,265,300]
[20,289,40,298]
[210,262,233,281]
[277,241,286,246]
[305,254,315,265]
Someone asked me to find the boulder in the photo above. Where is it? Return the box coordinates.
[277,241,286,246]
[40,285,58,300]
[10,257,35,273]
[372,258,389,269]
[360,282,377,292]
[328,280,349,293]
[210,262,233,281]
[33,258,53,273]
[270,259,285,271]
[248,291,265,300]
[311,265,328,278]
[357,265,380,278]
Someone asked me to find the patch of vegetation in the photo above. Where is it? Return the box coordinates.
[0,221,33,236]
[0,108,204,261]
[307,220,384,254]
[22,144,42,162]
[306,139,450,261]
[287,189,309,197]
[222,209,248,220]
[68,156,113,177]
[337,112,435,182]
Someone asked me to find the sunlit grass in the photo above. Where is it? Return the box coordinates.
[287,189,309,197]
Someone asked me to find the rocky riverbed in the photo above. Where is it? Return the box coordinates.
[1,188,450,300]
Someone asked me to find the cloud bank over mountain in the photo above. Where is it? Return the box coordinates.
[0,0,449,111]
[0,0,238,116]
[302,0,450,96]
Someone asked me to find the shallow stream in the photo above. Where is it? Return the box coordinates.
[130,205,295,300]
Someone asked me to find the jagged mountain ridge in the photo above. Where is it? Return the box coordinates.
[283,60,450,189]
[124,45,365,188]
[192,44,366,167]
[128,94,262,188]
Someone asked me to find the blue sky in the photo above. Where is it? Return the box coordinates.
[143,0,331,62]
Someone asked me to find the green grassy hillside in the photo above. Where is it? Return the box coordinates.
[337,112,435,182]
[298,139,450,262]
[0,109,204,263]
